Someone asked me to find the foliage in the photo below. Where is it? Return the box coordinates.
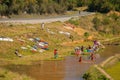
[83,67,110,80]
[82,72,91,80]
[68,19,79,26]
[98,75,109,80]
[84,32,89,39]
[102,17,111,25]
[0,0,119,16]
[109,13,120,21]
[92,14,120,35]
[88,0,120,13]
[0,0,78,16]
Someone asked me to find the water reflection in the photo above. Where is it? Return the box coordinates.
[64,56,92,80]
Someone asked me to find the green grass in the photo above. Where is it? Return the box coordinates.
[83,66,109,80]
[0,21,82,62]
[105,62,120,80]
[0,68,34,80]
[45,57,64,61]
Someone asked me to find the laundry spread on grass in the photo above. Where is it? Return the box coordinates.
[0,37,13,42]
[59,31,71,37]
[20,37,49,53]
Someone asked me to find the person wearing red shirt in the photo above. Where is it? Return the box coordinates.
[54,49,58,59]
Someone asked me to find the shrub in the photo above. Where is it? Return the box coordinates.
[82,72,91,80]
[68,19,79,26]
[109,13,120,21]
[102,17,110,25]
[84,32,89,38]
[98,75,110,80]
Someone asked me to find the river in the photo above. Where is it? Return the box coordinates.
[2,44,120,80]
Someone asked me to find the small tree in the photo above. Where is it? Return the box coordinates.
[68,19,79,26]
[84,32,89,41]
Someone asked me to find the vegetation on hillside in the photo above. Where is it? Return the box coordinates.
[92,13,120,35]
[88,0,120,13]
[66,12,120,37]
[0,0,120,16]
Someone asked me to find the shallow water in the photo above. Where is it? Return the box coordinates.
[2,45,120,80]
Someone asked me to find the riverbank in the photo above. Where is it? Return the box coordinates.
[0,68,34,80]
[82,38,120,80]
[102,54,120,80]
[83,48,120,80]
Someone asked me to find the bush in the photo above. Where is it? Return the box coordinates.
[102,17,110,25]
[109,13,120,21]
[68,19,79,26]
[98,75,110,80]
[82,72,91,80]
[84,32,89,38]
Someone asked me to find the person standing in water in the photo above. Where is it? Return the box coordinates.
[79,56,82,62]
[54,49,58,59]
[90,53,96,62]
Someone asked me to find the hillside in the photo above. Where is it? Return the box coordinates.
[0,13,120,80]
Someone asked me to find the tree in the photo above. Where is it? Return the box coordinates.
[66,0,77,10]
[88,0,120,13]
[0,4,8,16]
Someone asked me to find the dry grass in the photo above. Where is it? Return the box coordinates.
[0,21,80,61]
[0,68,34,80]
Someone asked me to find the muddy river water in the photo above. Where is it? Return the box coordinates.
[3,45,120,80]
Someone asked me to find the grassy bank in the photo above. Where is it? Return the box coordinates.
[82,66,109,80]
[105,62,120,80]
[83,54,120,80]
[0,21,94,64]
[0,21,83,79]
[0,68,34,80]
[103,54,120,80]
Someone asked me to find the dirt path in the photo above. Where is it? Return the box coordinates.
[0,12,95,24]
